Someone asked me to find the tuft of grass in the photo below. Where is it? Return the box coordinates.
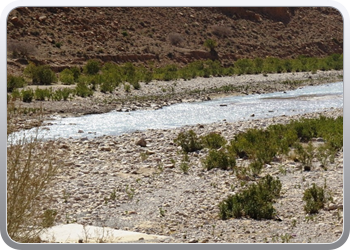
[179,161,190,174]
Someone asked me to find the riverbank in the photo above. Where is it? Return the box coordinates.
[40,107,343,243]
[8,69,344,243]
[9,70,343,132]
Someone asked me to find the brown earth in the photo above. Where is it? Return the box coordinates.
[7,7,343,75]
[6,7,344,132]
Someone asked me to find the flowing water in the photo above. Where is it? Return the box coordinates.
[12,82,343,141]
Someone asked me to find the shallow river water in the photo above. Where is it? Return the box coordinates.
[13,82,343,141]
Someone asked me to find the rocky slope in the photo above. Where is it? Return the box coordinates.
[7,7,343,75]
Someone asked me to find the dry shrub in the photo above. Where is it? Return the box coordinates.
[7,103,60,242]
[168,32,184,46]
[7,40,36,58]
[212,25,231,38]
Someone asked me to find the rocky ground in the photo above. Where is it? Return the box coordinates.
[38,106,343,244]
[8,70,344,244]
[7,6,344,244]
[8,70,344,243]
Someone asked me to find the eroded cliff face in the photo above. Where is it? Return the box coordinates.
[7,7,343,74]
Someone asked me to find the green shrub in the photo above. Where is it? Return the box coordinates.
[267,124,298,155]
[21,89,34,103]
[249,160,264,176]
[75,82,93,97]
[316,144,335,169]
[315,116,343,151]
[303,183,326,214]
[227,116,342,173]
[253,58,264,73]
[84,59,101,75]
[229,129,278,164]
[59,68,75,85]
[201,132,227,149]
[262,57,283,73]
[61,88,74,101]
[294,142,315,168]
[131,81,141,90]
[204,39,217,52]
[70,66,81,81]
[219,175,281,220]
[55,42,62,48]
[50,88,73,101]
[11,89,21,100]
[100,82,115,93]
[174,130,203,153]
[34,87,51,101]
[290,116,343,151]
[121,62,136,82]
[141,71,153,84]
[7,75,26,92]
[101,62,122,86]
[24,63,57,85]
[202,149,236,171]
[35,65,56,85]
[154,64,178,81]
[234,58,254,75]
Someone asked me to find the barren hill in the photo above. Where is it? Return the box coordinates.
[7,7,343,74]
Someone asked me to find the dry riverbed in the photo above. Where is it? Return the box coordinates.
[40,107,343,243]
[9,70,344,243]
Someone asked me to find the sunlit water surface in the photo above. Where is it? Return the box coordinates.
[11,82,343,142]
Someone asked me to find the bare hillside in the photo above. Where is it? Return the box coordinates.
[7,7,343,74]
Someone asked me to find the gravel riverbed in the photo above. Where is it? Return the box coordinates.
[40,107,343,243]
[10,70,344,243]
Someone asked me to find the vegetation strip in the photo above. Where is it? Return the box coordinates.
[7,54,343,103]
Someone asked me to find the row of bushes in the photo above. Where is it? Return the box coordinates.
[60,61,150,91]
[174,116,343,174]
[233,54,343,75]
[9,86,81,103]
[10,54,342,96]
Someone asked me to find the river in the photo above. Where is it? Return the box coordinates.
[11,81,343,142]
